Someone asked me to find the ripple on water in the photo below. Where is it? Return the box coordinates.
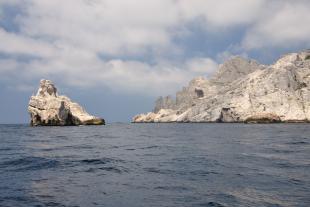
[154,185,191,191]
[139,145,160,150]
[0,157,59,172]
[0,147,13,151]
[286,141,309,145]
[144,167,175,175]
[74,158,129,174]
[78,157,124,165]
[197,202,226,207]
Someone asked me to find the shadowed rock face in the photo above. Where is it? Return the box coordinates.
[133,50,310,123]
[28,80,105,126]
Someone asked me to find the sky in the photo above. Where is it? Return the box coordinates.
[0,0,310,123]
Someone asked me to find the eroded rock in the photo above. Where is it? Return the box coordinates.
[133,50,310,123]
[28,80,105,126]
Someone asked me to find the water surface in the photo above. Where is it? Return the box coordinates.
[0,123,309,207]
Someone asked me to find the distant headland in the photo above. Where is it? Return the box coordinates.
[133,50,310,123]
[28,79,105,126]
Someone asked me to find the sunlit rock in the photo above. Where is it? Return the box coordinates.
[28,79,105,126]
[133,50,310,123]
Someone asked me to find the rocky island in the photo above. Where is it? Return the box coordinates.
[133,50,310,123]
[28,79,105,126]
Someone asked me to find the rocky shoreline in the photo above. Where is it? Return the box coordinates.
[133,50,310,123]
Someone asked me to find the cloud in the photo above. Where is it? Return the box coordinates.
[242,1,310,49]
[0,0,309,96]
[216,50,249,63]
[0,28,56,57]
[186,58,218,74]
[0,55,218,95]
[179,0,266,28]
[18,0,180,56]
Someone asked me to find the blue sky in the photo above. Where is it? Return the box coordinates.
[0,0,309,123]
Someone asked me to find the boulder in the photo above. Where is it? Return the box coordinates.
[28,79,105,126]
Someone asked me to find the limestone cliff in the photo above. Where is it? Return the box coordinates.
[133,50,310,123]
[28,80,105,126]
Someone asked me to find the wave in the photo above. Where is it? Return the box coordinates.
[0,156,59,172]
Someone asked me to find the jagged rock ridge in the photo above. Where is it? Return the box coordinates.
[133,50,310,123]
[28,79,105,126]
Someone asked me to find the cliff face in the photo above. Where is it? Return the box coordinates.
[28,79,105,126]
[133,50,310,123]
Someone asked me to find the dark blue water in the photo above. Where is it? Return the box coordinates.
[0,124,309,207]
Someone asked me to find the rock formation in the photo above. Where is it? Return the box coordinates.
[153,96,176,113]
[28,79,105,126]
[133,50,310,123]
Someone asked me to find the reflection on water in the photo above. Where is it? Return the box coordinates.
[0,123,309,207]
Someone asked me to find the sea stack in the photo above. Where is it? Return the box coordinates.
[133,50,310,123]
[28,79,105,126]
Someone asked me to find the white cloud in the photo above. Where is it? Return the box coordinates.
[19,0,180,56]
[0,55,217,96]
[0,0,309,96]
[0,28,56,57]
[179,0,266,28]
[243,1,310,49]
[186,58,218,74]
[216,50,249,63]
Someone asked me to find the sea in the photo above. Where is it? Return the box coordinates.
[0,123,309,207]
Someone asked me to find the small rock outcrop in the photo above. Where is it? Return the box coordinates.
[28,80,105,126]
[133,50,310,123]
